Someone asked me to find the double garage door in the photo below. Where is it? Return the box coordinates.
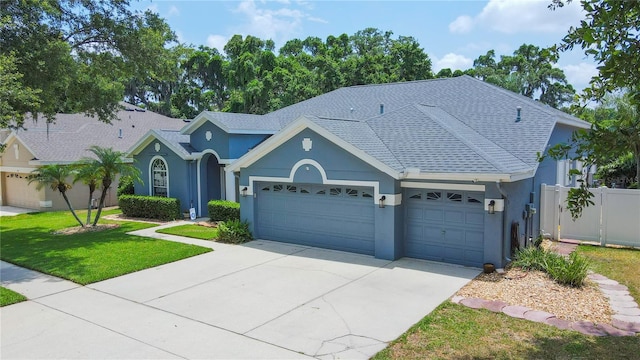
[255,182,375,255]
[404,188,485,267]
[254,182,485,267]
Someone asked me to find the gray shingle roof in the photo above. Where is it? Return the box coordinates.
[154,130,195,158]
[200,111,280,132]
[263,75,588,175]
[5,103,186,162]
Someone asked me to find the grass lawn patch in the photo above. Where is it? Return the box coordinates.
[0,210,211,285]
[374,302,640,360]
[156,224,219,240]
[576,245,640,301]
[0,287,27,307]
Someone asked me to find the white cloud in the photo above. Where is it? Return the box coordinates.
[167,5,180,17]
[449,15,474,34]
[562,62,598,90]
[449,0,584,34]
[207,35,227,53]
[433,53,473,72]
[233,0,306,41]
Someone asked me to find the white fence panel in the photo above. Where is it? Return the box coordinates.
[602,188,640,248]
[559,187,602,243]
[540,184,640,248]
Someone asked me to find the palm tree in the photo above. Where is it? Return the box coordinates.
[86,146,141,226]
[29,164,84,227]
[72,161,101,225]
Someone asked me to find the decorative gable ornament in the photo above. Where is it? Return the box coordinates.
[205,131,212,141]
[302,138,312,152]
[155,142,160,152]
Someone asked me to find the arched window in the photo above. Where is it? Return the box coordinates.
[151,158,168,197]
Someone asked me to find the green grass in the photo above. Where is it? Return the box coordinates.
[0,210,212,285]
[156,224,219,240]
[0,287,27,307]
[577,245,640,301]
[374,302,640,360]
[374,245,640,360]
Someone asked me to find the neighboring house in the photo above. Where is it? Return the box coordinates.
[0,103,186,211]
[128,76,590,268]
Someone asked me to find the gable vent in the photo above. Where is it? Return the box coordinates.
[380,103,384,114]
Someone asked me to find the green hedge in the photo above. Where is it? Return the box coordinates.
[119,195,181,221]
[207,200,240,221]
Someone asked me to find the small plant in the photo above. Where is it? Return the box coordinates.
[208,200,240,222]
[512,246,590,287]
[217,219,253,244]
[117,175,135,196]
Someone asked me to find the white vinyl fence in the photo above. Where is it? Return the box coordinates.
[540,184,640,248]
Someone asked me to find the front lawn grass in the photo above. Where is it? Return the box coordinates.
[0,210,211,285]
[576,245,640,301]
[0,287,27,307]
[374,245,640,359]
[156,224,219,240]
[374,302,639,360]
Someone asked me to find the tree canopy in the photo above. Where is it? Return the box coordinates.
[1,0,177,128]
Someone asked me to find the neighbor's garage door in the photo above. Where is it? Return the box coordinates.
[404,188,484,267]
[4,173,40,209]
[256,183,375,255]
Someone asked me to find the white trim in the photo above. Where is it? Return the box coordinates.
[1,133,39,160]
[227,116,401,180]
[401,181,486,192]
[127,130,197,160]
[403,170,534,183]
[196,151,227,215]
[225,169,236,202]
[148,155,169,197]
[0,166,37,174]
[243,159,400,206]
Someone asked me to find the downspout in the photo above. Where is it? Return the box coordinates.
[496,181,510,263]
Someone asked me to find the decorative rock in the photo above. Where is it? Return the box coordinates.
[571,321,608,336]
[524,310,555,323]
[450,295,464,304]
[460,297,486,309]
[482,300,508,313]
[612,318,640,333]
[596,323,636,337]
[502,305,531,319]
[612,314,640,325]
[599,283,629,291]
[545,317,572,330]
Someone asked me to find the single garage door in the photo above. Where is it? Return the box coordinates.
[404,188,484,267]
[4,173,40,209]
[256,182,375,255]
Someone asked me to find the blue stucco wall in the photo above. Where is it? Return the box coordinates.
[238,128,399,260]
[132,141,198,214]
[230,134,271,159]
[190,121,230,159]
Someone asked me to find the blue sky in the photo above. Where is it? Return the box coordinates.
[133,0,597,92]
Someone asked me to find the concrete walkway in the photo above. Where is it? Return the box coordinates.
[0,206,37,217]
[1,223,480,359]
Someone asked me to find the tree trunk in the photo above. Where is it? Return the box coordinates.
[62,191,84,227]
[92,179,111,226]
[86,189,94,225]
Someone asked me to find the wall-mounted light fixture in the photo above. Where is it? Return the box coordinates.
[241,187,248,197]
[488,200,496,214]
[379,195,386,208]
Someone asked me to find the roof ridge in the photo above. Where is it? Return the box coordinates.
[346,77,452,89]
[414,104,528,172]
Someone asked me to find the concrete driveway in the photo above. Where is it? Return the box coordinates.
[1,233,479,359]
[0,206,37,217]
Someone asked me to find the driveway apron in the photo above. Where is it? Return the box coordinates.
[1,237,479,359]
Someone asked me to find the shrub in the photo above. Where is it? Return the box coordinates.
[512,246,590,287]
[119,195,181,221]
[217,219,253,244]
[208,200,240,222]
[117,175,135,196]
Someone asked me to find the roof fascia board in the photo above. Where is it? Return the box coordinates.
[127,130,193,161]
[556,116,591,129]
[403,170,534,182]
[227,117,401,180]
